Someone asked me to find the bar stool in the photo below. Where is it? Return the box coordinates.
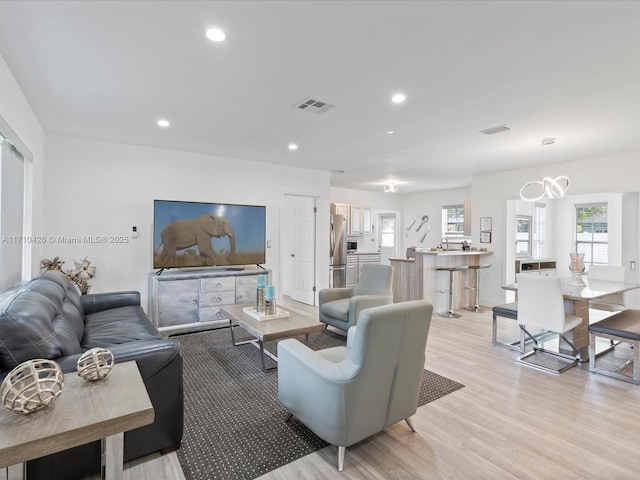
[437,265,469,318]
[465,264,492,313]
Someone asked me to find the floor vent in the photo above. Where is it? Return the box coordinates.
[292,96,335,114]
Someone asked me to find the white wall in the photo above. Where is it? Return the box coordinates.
[0,51,46,279]
[401,187,472,252]
[42,135,331,311]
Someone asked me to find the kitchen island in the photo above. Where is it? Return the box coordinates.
[390,249,493,312]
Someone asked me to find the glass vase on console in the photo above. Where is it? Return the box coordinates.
[256,274,267,312]
[568,253,586,286]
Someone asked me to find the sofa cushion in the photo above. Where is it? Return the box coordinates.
[22,270,85,342]
[82,306,161,349]
[0,290,83,371]
[38,270,85,316]
[320,298,350,322]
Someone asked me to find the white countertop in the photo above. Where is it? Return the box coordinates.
[390,250,493,261]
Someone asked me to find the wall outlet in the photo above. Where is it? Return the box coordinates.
[132,226,138,238]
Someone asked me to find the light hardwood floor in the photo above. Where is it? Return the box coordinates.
[111,301,640,479]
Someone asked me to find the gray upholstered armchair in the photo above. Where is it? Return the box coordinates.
[319,263,393,331]
[278,300,433,471]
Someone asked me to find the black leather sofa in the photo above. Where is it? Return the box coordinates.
[0,270,183,480]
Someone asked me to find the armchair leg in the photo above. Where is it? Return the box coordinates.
[405,416,416,432]
[337,446,346,472]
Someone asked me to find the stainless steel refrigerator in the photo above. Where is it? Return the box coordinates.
[329,213,347,288]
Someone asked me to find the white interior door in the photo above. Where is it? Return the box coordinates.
[289,195,316,305]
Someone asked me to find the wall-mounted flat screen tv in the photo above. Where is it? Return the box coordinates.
[153,200,266,269]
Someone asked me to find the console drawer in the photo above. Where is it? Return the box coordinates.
[201,277,235,293]
[200,289,235,307]
[199,306,230,322]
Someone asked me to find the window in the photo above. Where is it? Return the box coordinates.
[442,205,464,237]
[0,133,26,289]
[576,203,608,266]
[378,214,395,247]
[515,215,532,256]
[532,203,546,258]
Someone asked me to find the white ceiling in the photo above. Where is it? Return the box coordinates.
[1,1,639,194]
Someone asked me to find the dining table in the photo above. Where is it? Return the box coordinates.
[502,276,640,361]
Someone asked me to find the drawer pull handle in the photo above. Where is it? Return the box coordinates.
[192,299,198,305]
[216,296,222,302]
[237,295,243,301]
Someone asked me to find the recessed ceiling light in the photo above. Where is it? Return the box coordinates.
[387,130,395,134]
[391,93,406,104]
[288,143,298,151]
[157,119,170,128]
[206,28,226,42]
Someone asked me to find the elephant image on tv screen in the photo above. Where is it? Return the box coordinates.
[153,201,266,269]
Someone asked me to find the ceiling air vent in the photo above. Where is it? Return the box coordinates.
[480,124,511,135]
[292,96,335,114]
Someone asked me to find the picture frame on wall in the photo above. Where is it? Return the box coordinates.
[480,216,492,232]
[480,231,492,243]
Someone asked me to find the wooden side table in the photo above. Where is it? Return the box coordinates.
[0,361,154,480]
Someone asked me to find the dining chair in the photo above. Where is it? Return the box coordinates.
[516,274,583,374]
[588,265,627,312]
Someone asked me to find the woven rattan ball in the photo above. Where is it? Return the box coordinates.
[0,359,64,415]
[77,348,114,381]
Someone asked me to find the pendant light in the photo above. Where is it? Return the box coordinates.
[519,138,569,201]
[384,181,399,193]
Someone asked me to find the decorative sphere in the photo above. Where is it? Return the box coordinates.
[77,348,114,381]
[1,359,64,415]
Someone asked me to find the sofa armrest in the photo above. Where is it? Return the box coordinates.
[81,291,141,315]
[56,339,179,377]
[319,287,355,305]
[347,326,358,349]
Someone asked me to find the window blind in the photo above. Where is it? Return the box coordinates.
[0,135,25,289]
[532,203,546,258]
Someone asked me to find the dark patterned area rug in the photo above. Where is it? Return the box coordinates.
[174,327,464,480]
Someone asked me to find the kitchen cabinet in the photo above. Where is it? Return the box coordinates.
[333,203,350,221]
[346,255,358,287]
[350,205,362,234]
[148,269,270,335]
[331,202,371,236]
[347,253,381,285]
[362,207,372,234]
